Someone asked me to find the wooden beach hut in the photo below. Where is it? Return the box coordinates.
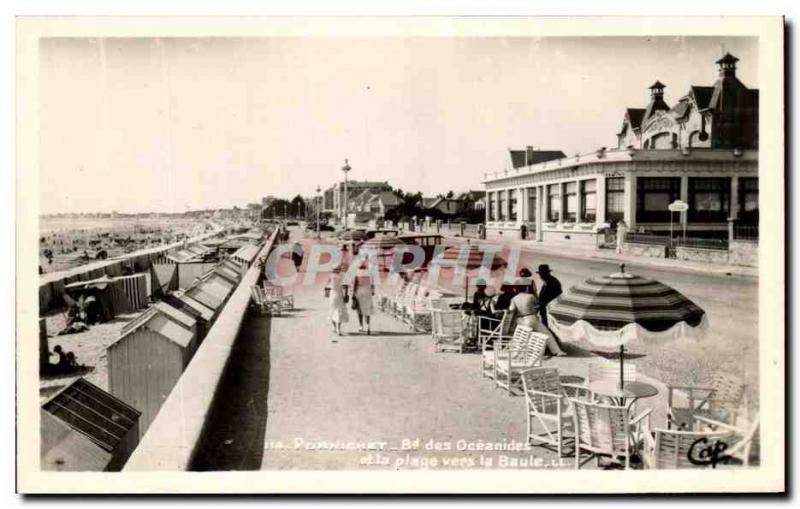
[41,378,141,471]
[106,301,199,437]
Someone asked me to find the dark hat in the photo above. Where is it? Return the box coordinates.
[518,268,532,278]
[536,264,552,275]
[475,278,488,287]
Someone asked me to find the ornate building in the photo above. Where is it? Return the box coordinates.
[483,53,759,245]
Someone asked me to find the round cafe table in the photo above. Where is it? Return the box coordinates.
[587,380,659,411]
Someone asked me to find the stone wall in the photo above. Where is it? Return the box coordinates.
[623,242,667,258]
[542,226,598,246]
[674,246,730,264]
[729,240,758,267]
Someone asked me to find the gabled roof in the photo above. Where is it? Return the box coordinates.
[42,378,140,454]
[231,243,259,264]
[689,86,715,110]
[457,190,486,201]
[374,191,400,206]
[115,303,195,347]
[153,301,196,329]
[626,108,646,130]
[642,98,671,128]
[172,292,215,322]
[670,99,692,119]
[509,149,566,169]
[421,197,438,208]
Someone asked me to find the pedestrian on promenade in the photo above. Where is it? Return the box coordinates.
[291,241,304,270]
[351,266,375,335]
[507,268,566,357]
[536,264,564,347]
[616,220,628,254]
[326,266,350,337]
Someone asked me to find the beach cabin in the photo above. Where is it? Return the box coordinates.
[182,270,236,311]
[230,243,260,268]
[213,261,242,282]
[106,301,199,437]
[161,292,214,343]
[41,378,141,471]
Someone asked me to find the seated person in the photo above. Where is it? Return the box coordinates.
[489,283,516,317]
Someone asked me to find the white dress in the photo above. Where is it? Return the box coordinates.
[327,274,349,324]
[353,276,374,317]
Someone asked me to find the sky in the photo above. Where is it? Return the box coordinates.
[39,36,758,214]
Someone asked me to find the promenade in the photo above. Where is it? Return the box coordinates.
[250,233,671,471]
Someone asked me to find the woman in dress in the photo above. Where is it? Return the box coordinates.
[351,262,376,334]
[507,268,567,357]
[327,266,349,337]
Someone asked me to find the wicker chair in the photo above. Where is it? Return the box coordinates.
[430,308,469,353]
[571,398,652,469]
[521,367,585,457]
[250,285,281,316]
[479,312,513,378]
[495,329,548,396]
[693,414,761,467]
[263,282,293,311]
[640,413,737,469]
[482,324,528,381]
[667,374,748,430]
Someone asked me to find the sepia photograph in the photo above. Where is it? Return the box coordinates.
[14,16,784,494]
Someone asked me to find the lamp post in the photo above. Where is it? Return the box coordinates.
[341,158,351,229]
[316,185,322,239]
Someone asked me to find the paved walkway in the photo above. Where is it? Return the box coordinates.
[258,236,672,471]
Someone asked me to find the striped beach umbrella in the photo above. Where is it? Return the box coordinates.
[547,264,707,384]
[433,243,507,300]
[361,236,406,271]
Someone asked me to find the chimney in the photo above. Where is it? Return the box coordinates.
[525,146,534,166]
[716,52,739,78]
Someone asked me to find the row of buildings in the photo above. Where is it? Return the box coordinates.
[482,53,759,246]
[320,180,486,224]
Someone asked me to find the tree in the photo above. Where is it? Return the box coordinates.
[290,195,305,218]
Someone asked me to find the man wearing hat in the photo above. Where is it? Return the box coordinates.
[536,264,562,334]
[471,278,492,313]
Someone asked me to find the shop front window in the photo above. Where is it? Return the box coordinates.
[636,177,681,223]
[606,177,625,223]
[581,179,597,222]
[498,191,506,221]
[547,184,561,222]
[689,177,731,223]
[564,182,578,222]
[527,187,537,222]
[509,190,518,221]
[738,177,759,224]
[487,192,495,221]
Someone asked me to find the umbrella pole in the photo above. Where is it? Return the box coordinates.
[619,345,625,388]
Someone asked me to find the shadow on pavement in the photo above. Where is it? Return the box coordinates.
[190,310,272,471]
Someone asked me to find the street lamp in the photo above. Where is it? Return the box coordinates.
[316,185,322,239]
[341,158,351,229]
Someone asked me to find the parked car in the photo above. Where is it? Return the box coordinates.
[307,221,335,232]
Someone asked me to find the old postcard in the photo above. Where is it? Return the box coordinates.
[16,16,784,493]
